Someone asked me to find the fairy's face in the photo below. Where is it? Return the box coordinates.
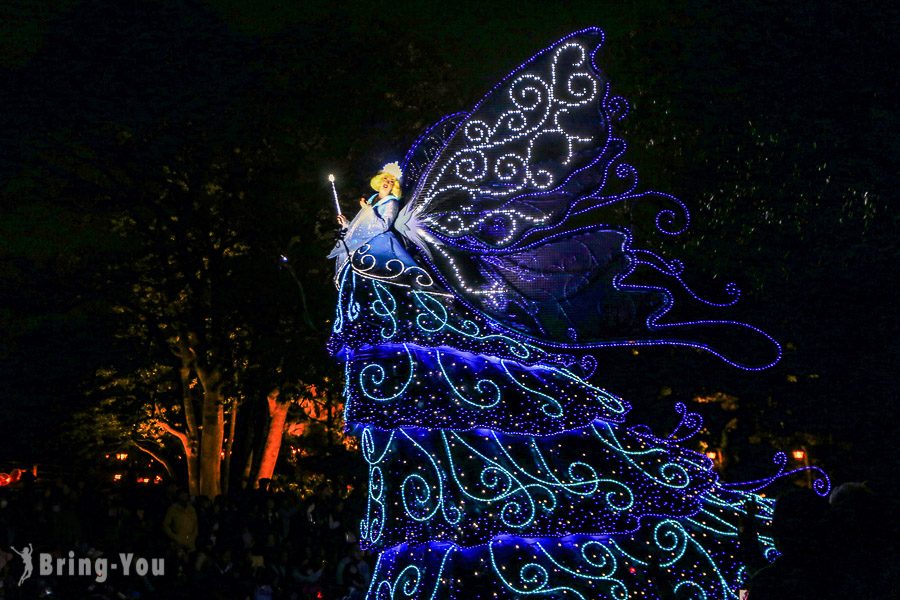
[380,175,396,193]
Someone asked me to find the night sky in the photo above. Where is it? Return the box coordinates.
[1,1,897,490]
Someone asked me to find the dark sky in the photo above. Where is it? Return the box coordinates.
[0,1,702,89]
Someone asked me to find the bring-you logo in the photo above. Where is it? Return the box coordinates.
[7,544,164,585]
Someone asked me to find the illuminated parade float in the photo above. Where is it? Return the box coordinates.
[328,29,827,599]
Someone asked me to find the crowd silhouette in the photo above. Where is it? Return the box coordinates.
[0,475,895,599]
[0,475,370,599]
[743,482,896,600]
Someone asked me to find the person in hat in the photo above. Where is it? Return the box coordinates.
[328,162,417,276]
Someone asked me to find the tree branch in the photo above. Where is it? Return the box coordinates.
[133,441,174,477]
[153,410,189,450]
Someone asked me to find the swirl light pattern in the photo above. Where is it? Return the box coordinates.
[366,489,778,600]
[357,423,716,548]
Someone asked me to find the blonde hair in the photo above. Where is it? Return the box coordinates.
[370,172,402,198]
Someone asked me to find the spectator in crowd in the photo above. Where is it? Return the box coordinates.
[163,489,199,553]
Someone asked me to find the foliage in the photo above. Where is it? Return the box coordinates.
[2,1,465,490]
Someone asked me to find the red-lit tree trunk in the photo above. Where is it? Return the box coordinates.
[255,388,290,484]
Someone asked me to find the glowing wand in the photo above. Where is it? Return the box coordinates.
[328,174,341,217]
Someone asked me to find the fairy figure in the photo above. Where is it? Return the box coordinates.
[328,162,418,279]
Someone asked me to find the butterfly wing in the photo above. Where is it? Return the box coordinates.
[396,28,780,369]
[400,111,469,202]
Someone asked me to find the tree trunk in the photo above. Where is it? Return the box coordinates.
[221,400,238,494]
[154,409,200,496]
[185,444,200,497]
[241,447,254,489]
[175,339,202,496]
[198,385,224,498]
[255,389,289,484]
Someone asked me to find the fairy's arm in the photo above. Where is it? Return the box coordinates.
[373,197,400,231]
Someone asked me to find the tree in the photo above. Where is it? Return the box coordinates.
[87,124,334,497]
[4,2,467,494]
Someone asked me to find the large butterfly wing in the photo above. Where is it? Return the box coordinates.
[400,111,468,201]
[409,29,613,242]
[397,28,780,370]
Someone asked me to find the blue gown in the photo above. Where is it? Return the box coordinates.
[328,193,417,278]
